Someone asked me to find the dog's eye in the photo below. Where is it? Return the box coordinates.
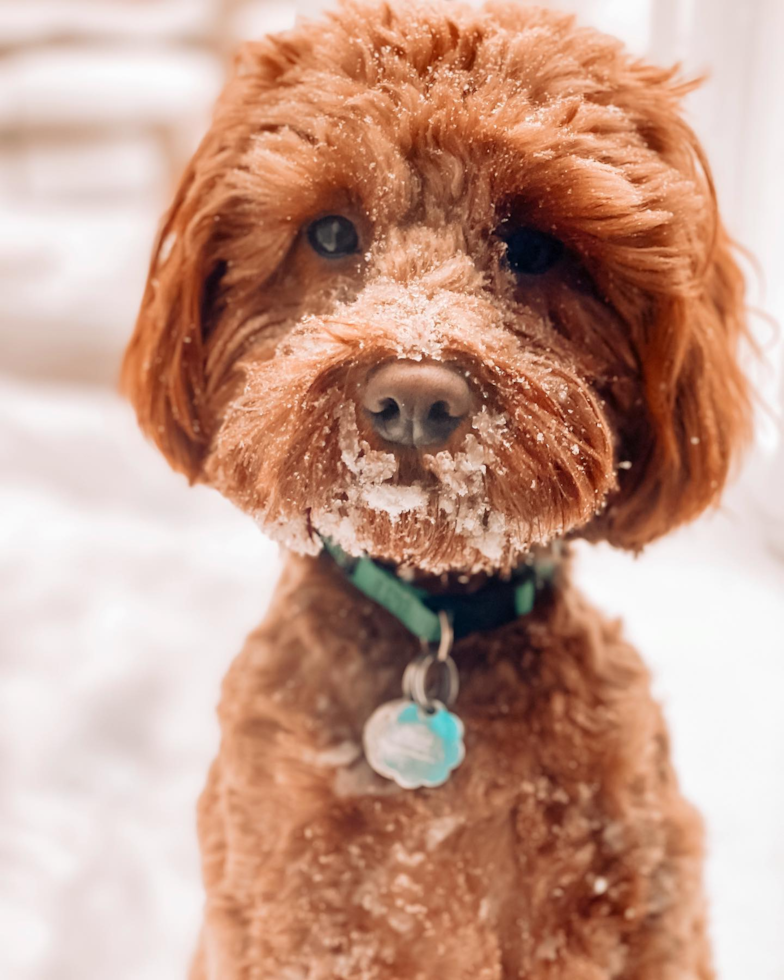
[501,226,563,276]
[306,215,360,259]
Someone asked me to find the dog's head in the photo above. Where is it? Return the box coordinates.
[122,0,750,575]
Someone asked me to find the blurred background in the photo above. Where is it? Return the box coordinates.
[0,1,782,979]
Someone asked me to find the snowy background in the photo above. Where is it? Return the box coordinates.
[0,2,782,979]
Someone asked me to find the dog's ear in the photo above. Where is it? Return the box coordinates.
[121,39,309,479]
[121,138,226,480]
[605,229,751,549]
[594,72,753,549]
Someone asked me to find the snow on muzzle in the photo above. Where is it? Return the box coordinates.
[206,285,616,573]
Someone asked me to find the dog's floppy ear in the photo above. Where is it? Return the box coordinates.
[121,139,225,480]
[121,38,309,479]
[597,103,752,549]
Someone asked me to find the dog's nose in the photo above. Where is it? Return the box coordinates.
[362,361,472,448]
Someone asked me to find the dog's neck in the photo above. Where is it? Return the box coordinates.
[319,537,563,646]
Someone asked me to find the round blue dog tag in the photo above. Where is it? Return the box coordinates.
[362,698,465,789]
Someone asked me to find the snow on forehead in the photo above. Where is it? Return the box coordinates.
[328,279,493,359]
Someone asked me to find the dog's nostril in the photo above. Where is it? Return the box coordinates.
[362,361,473,448]
[374,398,401,423]
[428,401,451,422]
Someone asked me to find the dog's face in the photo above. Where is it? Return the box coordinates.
[123,0,750,575]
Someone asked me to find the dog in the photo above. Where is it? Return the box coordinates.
[122,1,751,976]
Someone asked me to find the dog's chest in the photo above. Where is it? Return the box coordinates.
[217,643,633,979]
[207,568,676,978]
[225,606,610,869]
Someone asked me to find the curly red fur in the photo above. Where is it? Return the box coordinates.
[121,1,751,976]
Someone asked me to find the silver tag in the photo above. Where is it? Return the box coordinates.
[362,697,465,789]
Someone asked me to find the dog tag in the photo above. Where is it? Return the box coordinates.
[362,698,465,789]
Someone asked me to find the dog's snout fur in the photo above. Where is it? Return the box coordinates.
[362,360,472,447]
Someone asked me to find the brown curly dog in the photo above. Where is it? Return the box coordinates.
[122,1,751,977]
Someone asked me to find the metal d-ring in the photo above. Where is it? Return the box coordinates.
[402,611,459,710]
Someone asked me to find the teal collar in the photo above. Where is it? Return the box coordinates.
[321,537,558,645]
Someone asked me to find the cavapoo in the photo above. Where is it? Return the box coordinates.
[122,1,750,977]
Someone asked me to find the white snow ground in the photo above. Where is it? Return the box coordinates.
[0,375,782,980]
